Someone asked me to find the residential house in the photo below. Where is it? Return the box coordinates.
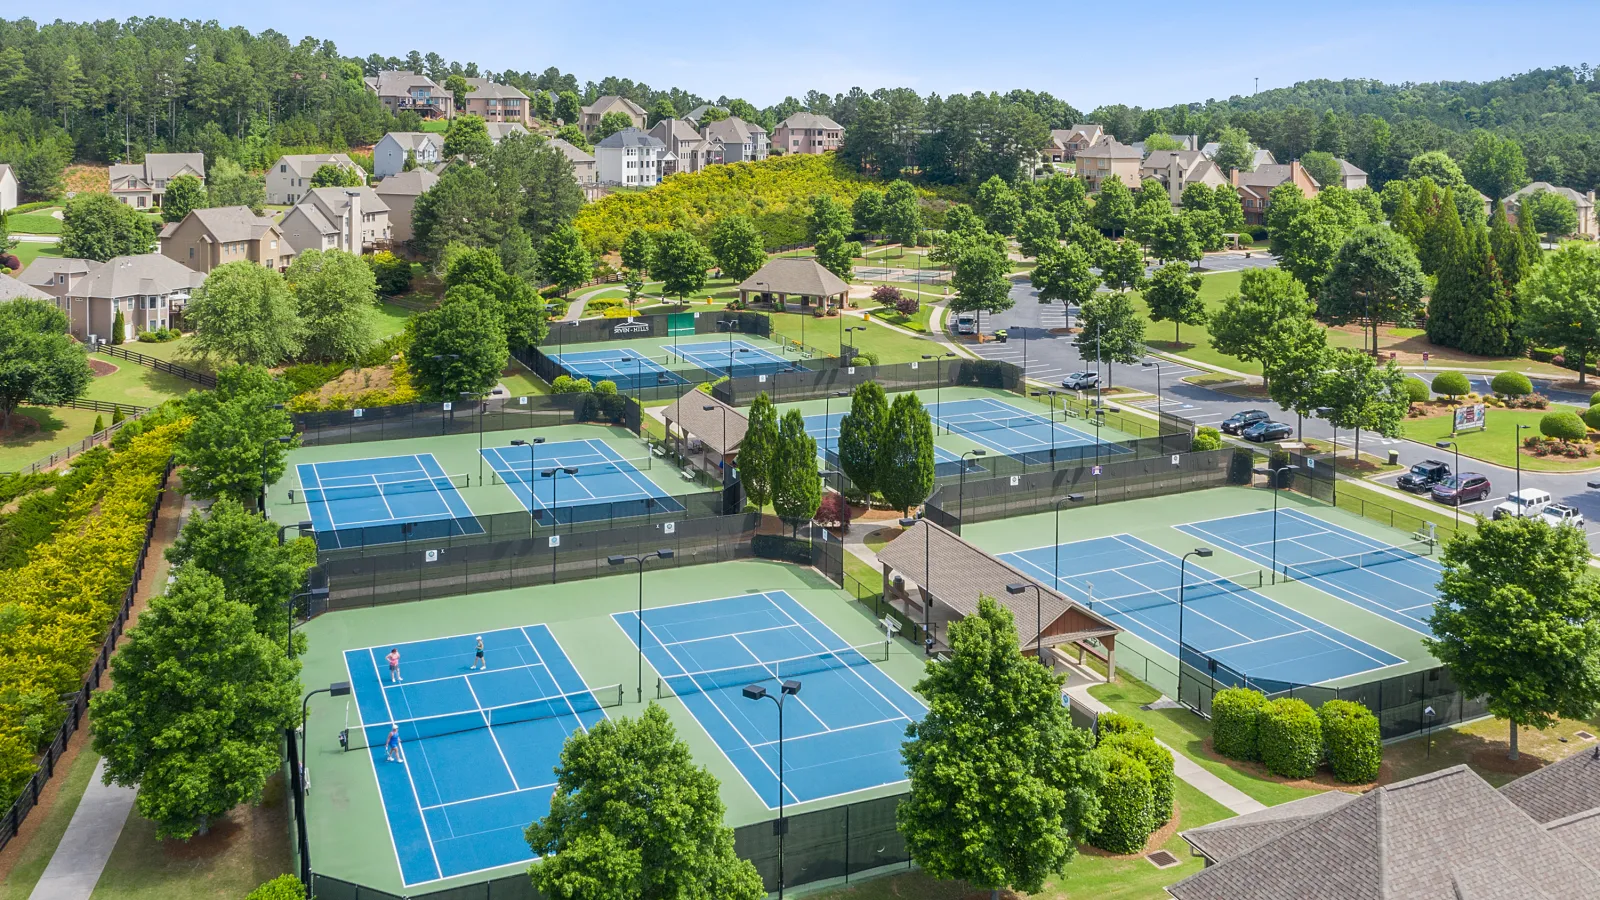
[0,164,16,212]
[701,117,768,163]
[594,129,672,187]
[1334,158,1368,190]
[1231,161,1320,226]
[1075,136,1143,193]
[21,254,204,342]
[1141,150,1230,205]
[461,78,529,125]
[373,169,439,244]
[683,104,727,124]
[1504,181,1598,238]
[363,70,453,120]
[485,122,529,145]
[1201,142,1278,169]
[578,96,648,137]
[547,138,601,200]
[159,206,296,274]
[108,152,205,209]
[266,154,367,206]
[280,187,391,254]
[648,118,722,176]
[0,272,50,301]
[373,132,446,178]
[1045,124,1104,164]
[773,112,843,155]
[1168,753,1600,899]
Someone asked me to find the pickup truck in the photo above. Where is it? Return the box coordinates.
[1493,488,1552,520]
[1540,504,1586,528]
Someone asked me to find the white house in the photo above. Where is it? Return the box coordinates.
[265,154,367,206]
[594,128,672,188]
[0,164,16,212]
[372,133,446,178]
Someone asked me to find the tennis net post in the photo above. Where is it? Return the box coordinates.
[1278,540,1435,583]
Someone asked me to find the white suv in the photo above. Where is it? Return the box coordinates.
[1540,504,1586,528]
[1061,371,1100,390]
[1493,488,1551,520]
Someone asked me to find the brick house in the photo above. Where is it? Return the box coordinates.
[773,112,843,155]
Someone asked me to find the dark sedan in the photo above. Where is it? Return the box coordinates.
[1431,473,1492,505]
[1242,420,1294,442]
[1220,409,1271,435]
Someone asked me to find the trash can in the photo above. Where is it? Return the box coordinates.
[1388,449,1400,466]
[995,329,1009,343]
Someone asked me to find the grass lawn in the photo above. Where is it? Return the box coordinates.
[1327,325,1576,378]
[0,743,103,900]
[807,777,1233,900]
[498,356,551,396]
[1089,674,1326,808]
[0,406,102,471]
[765,310,939,364]
[10,241,63,269]
[374,299,416,337]
[1133,271,1258,375]
[1297,437,1404,476]
[1325,476,1478,542]
[82,358,199,409]
[864,300,935,334]
[7,210,63,235]
[1402,403,1597,472]
[420,119,450,133]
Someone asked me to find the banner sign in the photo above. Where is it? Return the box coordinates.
[1452,403,1487,433]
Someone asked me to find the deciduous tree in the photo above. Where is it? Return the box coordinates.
[539,224,593,296]
[1464,131,1529,200]
[1264,316,1330,437]
[160,173,206,223]
[594,110,634,141]
[1075,292,1144,386]
[1031,244,1100,311]
[58,192,156,261]
[166,497,316,643]
[406,290,508,400]
[309,162,361,188]
[621,228,656,276]
[1211,126,1254,174]
[1100,239,1146,293]
[1522,188,1580,240]
[555,92,582,125]
[806,194,852,242]
[837,381,889,498]
[1406,151,1465,189]
[1520,243,1600,384]
[813,228,860,283]
[0,299,91,431]
[174,365,293,508]
[1089,176,1134,238]
[1210,269,1314,388]
[444,115,494,162]
[878,391,934,515]
[1315,348,1410,464]
[976,175,1023,235]
[708,215,767,282]
[1144,262,1206,345]
[882,180,922,245]
[284,249,378,362]
[771,409,822,535]
[738,392,778,508]
[1318,226,1426,354]
[186,261,302,366]
[852,189,884,235]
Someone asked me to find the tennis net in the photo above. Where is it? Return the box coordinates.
[1280,541,1435,581]
[940,413,1055,436]
[656,641,890,700]
[489,455,653,486]
[1088,570,1265,616]
[342,683,624,750]
[290,472,470,504]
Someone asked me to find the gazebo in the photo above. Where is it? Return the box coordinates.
[875,519,1122,673]
[659,391,747,478]
[737,257,850,312]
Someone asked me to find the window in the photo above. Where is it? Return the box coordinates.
[189,247,194,259]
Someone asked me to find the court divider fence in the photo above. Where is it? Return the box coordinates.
[292,392,640,447]
[712,356,1023,406]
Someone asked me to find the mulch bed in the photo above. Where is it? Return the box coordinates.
[1077,802,1185,859]
[88,358,117,377]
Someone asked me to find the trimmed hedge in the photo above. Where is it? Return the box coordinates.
[1430,371,1470,398]
[1211,687,1266,761]
[1102,732,1174,826]
[1192,426,1221,451]
[1490,371,1533,397]
[246,875,306,900]
[1403,378,1430,403]
[1257,697,1323,779]
[1542,411,1587,442]
[1319,699,1382,783]
[1089,748,1154,854]
[1096,711,1153,741]
[1584,405,1600,431]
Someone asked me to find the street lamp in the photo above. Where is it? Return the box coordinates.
[958,449,988,523]
[1053,493,1085,599]
[921,352,957,429]
[1268,464,1300,582]
[1030,389,1061,467]
[1006,581,1047,661]
[277,519,313,546]
[1516,423,1531,494]
[1141,359,1166,419]
[898,514,935,652]
[260,433,292,515]
[1435,440,1462,526]
[296,681,351,893]
[843,325,866,364]
[743,679,803,900]
[608,550,675,703]
[1316,406,1338,503]
[461,391,486,485]
[541,466,581,530]
[725,345,752,380]
[510,438,546,538]
[1177,548,1213,670]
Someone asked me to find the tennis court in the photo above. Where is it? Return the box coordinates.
[1178,508,1443,636]
[294,454,483,550]
[932,397,1130,464]
[999,534,1403,687]
[341,624,622,886]
[480,438,683,526]
[804,411,974,477]
[612,591,925,807]
[664,338,808,378]
[544,347,689,392]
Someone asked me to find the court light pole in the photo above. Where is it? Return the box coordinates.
[1269,464,1301,583]
[898,514,935,653]
[843,325,865,365]
[743,679,802,900]
[460,391,486,485]
[1516,423,1531,494]
[296,681,351,893]
[1006,581,1048,661]
[541,466,580,583]
[1053,493,1086,599]
[1316,406,1338,503]
[510,438,546,539]
[1177,548,1213,674]
[608,550,675,703]
[1434,440,1462,527]
[1141,359,1166,419]
[1030,389,1060,468]
[922,351,957,431]
[958,449,988,524]
[277,519,313,546]
[822,390,848,459]
[287,585,328,659]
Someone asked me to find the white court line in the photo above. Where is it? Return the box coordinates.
[584,438,663,500]
[731,631,829,727]
[343,653,411,884]
[520,626,598,738]
[1206,629,1311,654]
[421,781,560,811]
[763,591,922,722]
[658,624,800,650]
[369,647,444,881]
[748,716,920,749]
[463,676,522,791]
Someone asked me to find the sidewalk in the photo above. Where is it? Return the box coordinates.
[26,760,134,900]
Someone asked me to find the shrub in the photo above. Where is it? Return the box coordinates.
[551,375,594,394]
[1490,371,1533,398]
[1257,697,1323,779]
[1192,425,1221,451]
[1430,371,1470,399]
[1319,699,1381,784]
[1089,748,1154,853]
[593,379,619,397]
[814,492,852,529]
[1583,406,1600,432]
[602,307,637,318]
[281,362,347,396]
[1591,390,1600,407]
[587,297,623,312]
[870,284,902,307]
[1403,378,1429,403]
[246,875,306,900]
[93,414,104,433]
[850,350,880,366]
[894,293,920,316]
[1096,711,1153,741]
[1540,410,1587,444]
[1101,732,1174,826]
[1211,687,1267,761]
[367,251,413,295]
[1227,448,1254,484]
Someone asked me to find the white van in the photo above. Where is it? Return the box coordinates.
[954,313,977,335]
[1493,488,1551,520]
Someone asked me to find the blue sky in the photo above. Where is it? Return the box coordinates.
[44,1,1600,109]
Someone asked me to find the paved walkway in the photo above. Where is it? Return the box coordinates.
[843,522,1266,818]
[27,759,135,900]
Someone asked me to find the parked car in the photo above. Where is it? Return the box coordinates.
[1431,473,1492,505]
[1397,460,1451,493]
[1493,488,1552,520]
[1220,410,1271,435]
[1061,371,1099,390]
[1242,420,1293,442]
[1540,503,1586,528]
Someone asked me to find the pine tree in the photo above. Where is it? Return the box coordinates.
[1425,202,1471,348]
[738,393,778,509]
[1518,200,1543,265]
[111,308,124,344]
[1390,183,1423,250]
[1419,193,1462,276]
[1489,200,1530,288]
[1456,222,1519,356]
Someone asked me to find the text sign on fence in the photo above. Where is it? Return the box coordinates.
[1452,403,1487,433]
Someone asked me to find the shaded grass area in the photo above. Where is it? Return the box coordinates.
[1383,711,1600,787]
[498,355,552,396]
[9,241,63,270]
[374,300,416,337]
[0,744,102,900]
[0,405,101,471]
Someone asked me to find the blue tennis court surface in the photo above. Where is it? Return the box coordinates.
[295,454,483,550]
[663,338,807,378]
[613,592,925,807]
[999,534,1403,688]
[804,412,975,477]
[343,624,616,885]
[545,347,689,391]
[931,397,1130,464]
[481,438,683,526]
[1178,508,1442,636]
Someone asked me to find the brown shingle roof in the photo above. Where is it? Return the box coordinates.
[0,272,51,301]
[737,258,848,298]
[1181,790,1358,863]
[660,392,747,455]
[1501,746,1600,825]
